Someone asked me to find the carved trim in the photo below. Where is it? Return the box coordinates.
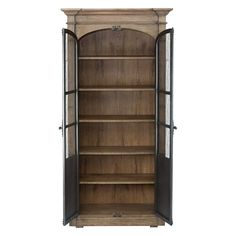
[75,25,160,39]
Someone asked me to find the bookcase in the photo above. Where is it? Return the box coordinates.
[61,8,175,228]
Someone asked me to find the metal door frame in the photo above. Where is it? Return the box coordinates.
[62,28,79,225]
[155,28,175,225]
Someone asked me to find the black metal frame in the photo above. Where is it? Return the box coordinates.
[62,28,79,225]
[155,28,174,225]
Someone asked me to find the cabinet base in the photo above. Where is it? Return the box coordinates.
[69,204,165,227]
[70,217,164,227]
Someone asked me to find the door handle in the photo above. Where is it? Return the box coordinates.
[59,122,63,136]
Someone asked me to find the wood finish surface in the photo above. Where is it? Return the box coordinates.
[79,56,155,60]
[77,24,156,226]
[79,85,155,91]
[80,185,154,204]
[79,204,156,215]
[62,8,172,38]
[79,146,155,155]
[79,59,155,87]
[80,155,154,174]
[79,29,155,56]
[79,91,155,115]
[70,204,165,227]
[79,123,154,146]
[79,115,155,122]
[80,174,155,184]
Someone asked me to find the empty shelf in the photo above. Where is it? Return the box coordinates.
[79,146,155,155]
[79,85,155,91]
[80,174,155,184]
[79,204,155,215]
[79,115,155,123]
[70,204,165,227]
[79,56,155,60]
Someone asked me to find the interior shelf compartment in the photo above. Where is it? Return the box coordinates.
[79,203,155,215]
[79,85,155,91]
[80,174,155,184]
[79,115,155,123]
[79,146,155,155]
[78,56,155,60]
[70,204,164,227]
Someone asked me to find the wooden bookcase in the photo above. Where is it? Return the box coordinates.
[61,8,175,228]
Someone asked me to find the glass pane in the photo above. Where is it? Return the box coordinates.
[65,34,76,91]
[65,125,76,159]
[159,125,165,156]
[158,33,171,92]
[158,126,170,159]
[165,94,170,125]
[158,36,166,91]
[159,94,165,124]
[159,94,170,125]
[165,33,171,92]
[165,127,170,158]
[65,93,75,125]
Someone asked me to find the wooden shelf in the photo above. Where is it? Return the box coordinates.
[79,146,155,155]
[79,204,155,215]
[79,56,155,60]
[80,174,155,184]
[70,204,165,227]
[79,115,155,123]
[79,85,155,91]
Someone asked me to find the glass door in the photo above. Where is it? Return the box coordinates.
[62,29,79,225]
[155,28,175,225]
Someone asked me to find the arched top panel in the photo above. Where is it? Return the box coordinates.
[79,28,156,56]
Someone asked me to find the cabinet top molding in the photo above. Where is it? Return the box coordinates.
[62,8,172,39]
[61,8,172,16]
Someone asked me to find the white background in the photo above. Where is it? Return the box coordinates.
[0,0,236,235]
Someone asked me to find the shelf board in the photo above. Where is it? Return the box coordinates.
[79,204,155,215]
[80,174,155,184]
[79,85,155,91]
[79,115,155,123]
[79,146,155,155]
[79,56,155,60]
[70,204,165,227]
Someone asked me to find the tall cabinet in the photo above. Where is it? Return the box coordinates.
[61,8,175,228]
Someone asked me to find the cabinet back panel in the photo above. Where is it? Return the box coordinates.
[79,60,155,86]
[77,28,156,212]
[79,123,154,146]
[79,29,155,56]
[80,155,154,174]
[80,185,154,204]
[79,91,154,115]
